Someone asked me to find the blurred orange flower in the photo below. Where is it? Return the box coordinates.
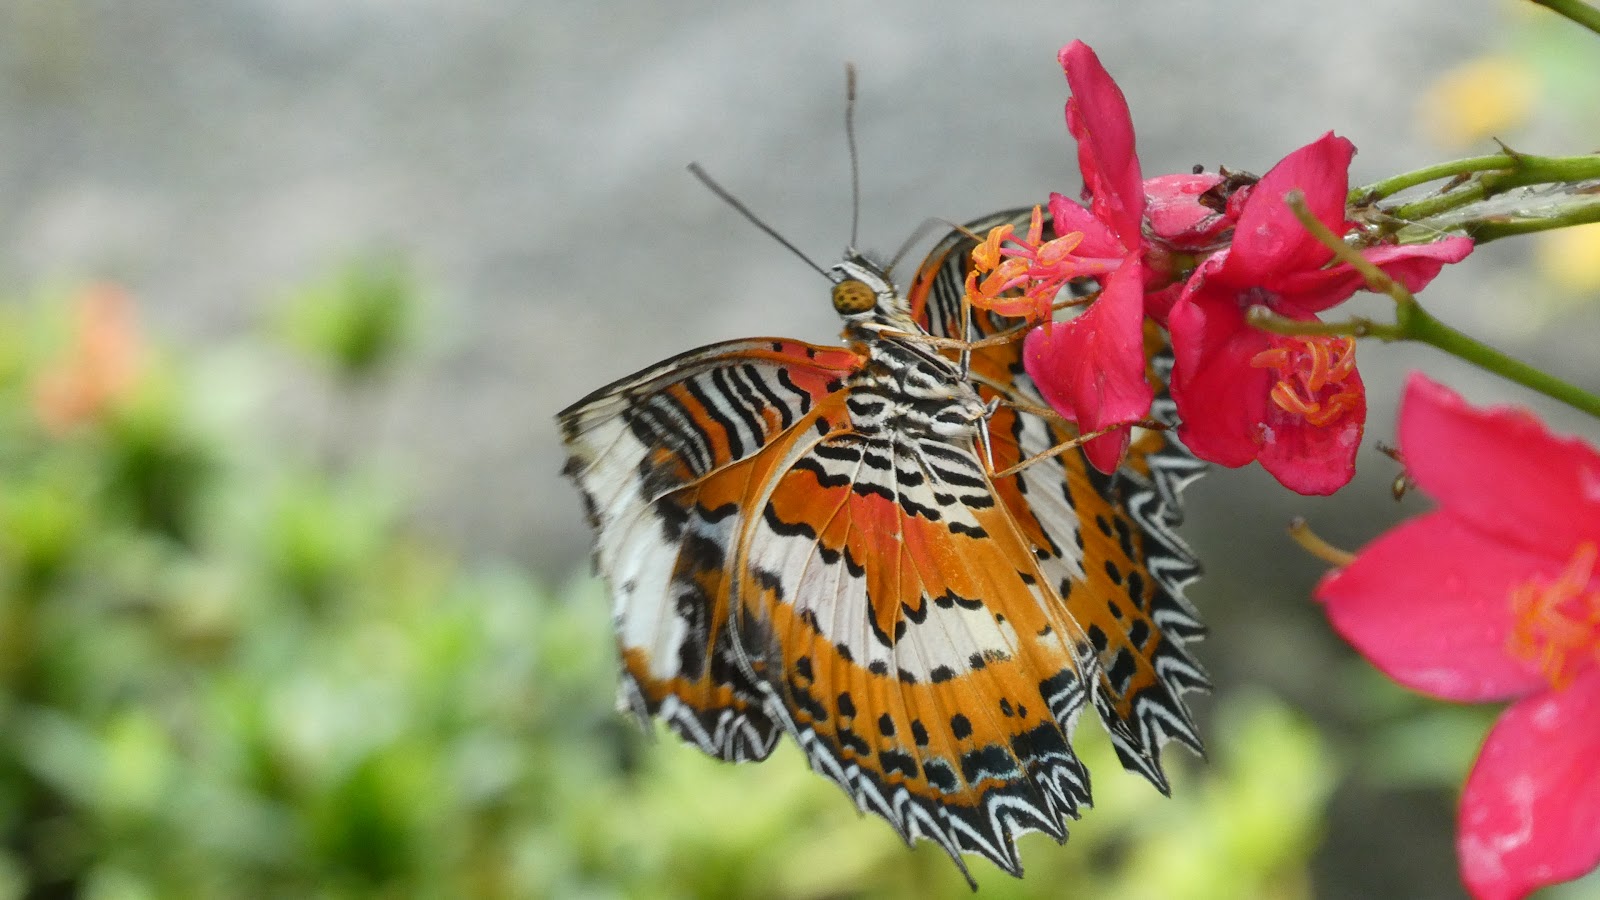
[33,284,145,435]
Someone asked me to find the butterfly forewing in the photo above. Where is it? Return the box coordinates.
[559,338,859,760]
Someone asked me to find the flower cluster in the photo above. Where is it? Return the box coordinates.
[980,38,1600,898]
[971,41,1474,493]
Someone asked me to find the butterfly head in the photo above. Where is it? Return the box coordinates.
[829,253,909,327]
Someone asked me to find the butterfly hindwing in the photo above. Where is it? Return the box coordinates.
[727,403,1098,875]
[906,208,1210,789]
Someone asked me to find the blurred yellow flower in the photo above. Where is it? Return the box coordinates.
[1536,220,1600,294]
[1419,55,1537,148]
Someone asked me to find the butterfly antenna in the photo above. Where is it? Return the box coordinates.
[845,62,861,250]
[886,216,961,275]
[688,162,831,280]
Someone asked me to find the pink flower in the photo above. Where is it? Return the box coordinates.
[1019,40,1153,474]
[1006,42,1244,474]
[1166,134,1473,494]
[1318,373,1600,899]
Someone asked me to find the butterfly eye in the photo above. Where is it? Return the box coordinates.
[831,279,878,315]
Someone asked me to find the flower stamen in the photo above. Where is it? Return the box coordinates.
[1249,335,1361,427]
[962,206,1116,322]
[1507,542,1600,690]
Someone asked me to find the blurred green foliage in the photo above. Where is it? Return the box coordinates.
[0,272,1349,898]
[276,258,417,384]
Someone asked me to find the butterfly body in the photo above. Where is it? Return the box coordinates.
[558,210,1208,878]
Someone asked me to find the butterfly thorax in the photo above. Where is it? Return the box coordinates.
[829,255,986,440]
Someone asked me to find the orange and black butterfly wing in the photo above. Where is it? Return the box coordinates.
[726,397,1104,877]
[565,340,1095,876]
[907,211,1210,790]
[558,338,862,761]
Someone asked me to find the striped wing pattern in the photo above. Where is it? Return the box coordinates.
[909,210,1210,788]
[557,211,1208,881]
[560,338,860,761]
[732,399,1100,874]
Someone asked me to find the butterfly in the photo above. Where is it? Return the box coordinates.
[557,207,1209,880]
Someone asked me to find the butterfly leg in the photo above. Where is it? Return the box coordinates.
[989,417,1169,479]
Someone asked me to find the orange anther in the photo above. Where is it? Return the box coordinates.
[1251,335,1360,428]
[1507,543,1600,690]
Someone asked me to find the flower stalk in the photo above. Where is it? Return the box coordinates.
[1355,150,1600,206]
[1277,191,1600,420]
[1526,0,1600,36]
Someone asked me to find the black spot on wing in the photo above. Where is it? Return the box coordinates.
[1125,570,1146,607]
[1104,559,1124,586]
[923,758,959,792]
[672,580,710,676]
[751,566,784,599]
[960,745,1018,784]
[1128,618,1151,649]
[950,714,973,741]
[911,719,930,746]
[1113,516,1137,559]
[792,684,829,723]
[1105,648,1137,693]
[681,531,725,573]
[838,727,871,756]
[880,748,918,779]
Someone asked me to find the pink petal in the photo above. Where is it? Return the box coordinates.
[1317,512,1553,702]
[1049,192,1126,259]
[1079,429,1132,476]
[1400,374,1600,561]
[1143,172,1228,247]
[1224,132,1354,286]
[1023,262,1151,473]
[1361,236,1476,290]
[1142,280,1184,326]
[1270,237,1477,316]
[1459,670,1600,900]
[1255,364,1365,495]
[1167,273,1273,468]
[1060,41,1143,246]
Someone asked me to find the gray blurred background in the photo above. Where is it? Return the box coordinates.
[4,1,1595,896]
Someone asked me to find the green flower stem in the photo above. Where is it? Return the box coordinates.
[1527,0,1600,36]
[1353,154,1511,202]
[1398,303,1600,418]
[1355,152,1600,219]
[1462,197,1600,242]
[1382,184,1487,223]
[1269,191,1600,420]
[1382,154,1600,222]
